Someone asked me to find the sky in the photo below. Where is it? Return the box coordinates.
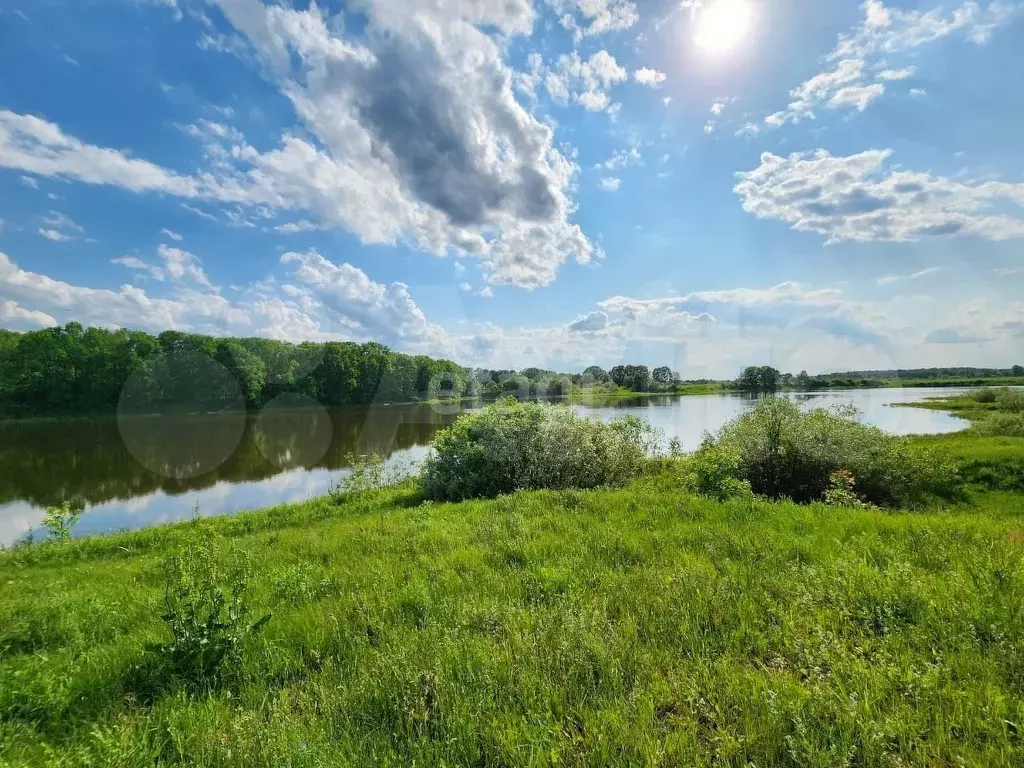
[0,0,1022,378]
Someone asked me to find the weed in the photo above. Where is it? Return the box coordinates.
[152,532,270,689]
[41,501,83,543]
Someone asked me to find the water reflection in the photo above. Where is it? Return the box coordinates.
[0,388,976,544]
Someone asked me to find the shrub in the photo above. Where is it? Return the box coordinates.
[695,397,958,507]
[154,533,270,688]
[972,388,999,404]
[688,443,752,501]
[971,412,1024,437]
[421,398,655,501]
[995,388,1024,412]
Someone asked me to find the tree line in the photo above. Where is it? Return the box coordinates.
[0,324,693,419]
[0,323,469,418]
[733,364,1024,393]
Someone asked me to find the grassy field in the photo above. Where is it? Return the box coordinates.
[2,400,1023,766]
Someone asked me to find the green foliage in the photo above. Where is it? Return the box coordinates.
[687,444,752,501]
[421,399,654,501]
[327,453,414,502]
[40,501,83,543]
[697,397,960,506]
[154,533,270,688]
[0,323,469,419]
[736,365,781,391]
[823,470,868,508]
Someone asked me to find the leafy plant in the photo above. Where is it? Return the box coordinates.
[154,532,270,687]
[822,470,867,508]
[688,443,752,501]
[328,453,414,502]
[41,501,83,543]
[421,398,656,501]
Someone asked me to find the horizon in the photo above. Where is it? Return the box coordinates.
[1,0,1023,379]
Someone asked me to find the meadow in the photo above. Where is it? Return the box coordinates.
[1,393,1022,767]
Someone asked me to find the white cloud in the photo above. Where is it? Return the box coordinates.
[0,110,217,198]
[735,149,1024,244]
[599,176,622,191]
[704,120,716,134]
[111,256,151,272]
[160,228,183,241]
[876,266,944,285]
[548,0,638,40]
[710,97,735,115]
[994,267,1024,276]
[545,50,627,112]
[280,249,445,348]
[110,245,213,288]
[597,147,641,170]
[459,282,473,292]
[181,203,217,221]
[200,0,595,289]
[159,244,214,288]
[828,82,886,111]
[19,175,39,189]
[877,66,916,80]
[0,251,247,332]
[274,219,318,234]
[2,0,597,291]
[39,229,73,242]
[758,1,1019,129]
[478,285,494,298]
[633,67,666,86]
[0,298,56,328]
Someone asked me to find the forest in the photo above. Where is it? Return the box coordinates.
[0,323,468,419]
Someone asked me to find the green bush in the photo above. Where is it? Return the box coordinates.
[971,412,1024,437]
[995,388,1024,412]
[695,397,958,506]
[421,398,655,501]
[688,444,752,501]
[971,388,999,404]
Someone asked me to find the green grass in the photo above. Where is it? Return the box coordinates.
[4,427,1024,766]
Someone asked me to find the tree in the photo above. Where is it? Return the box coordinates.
[757,366,781,392]
[738,366,761,391]
[1013,365,1024,377]
[582,365,609,384]
[652,366,674,385]
[737,365,781,392]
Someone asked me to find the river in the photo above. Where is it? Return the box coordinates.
[0,387,973,544]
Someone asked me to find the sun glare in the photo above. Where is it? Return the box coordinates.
[694,0,754,55]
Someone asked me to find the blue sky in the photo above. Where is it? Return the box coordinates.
[0,0,1022,377]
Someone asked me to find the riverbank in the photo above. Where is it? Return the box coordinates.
[3,411,1024,766]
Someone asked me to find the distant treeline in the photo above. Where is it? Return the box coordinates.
[824,367,1024,380]
[0,323,468,419]
[733,365,1024,392]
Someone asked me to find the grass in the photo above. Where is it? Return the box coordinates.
[2,393,1024,766]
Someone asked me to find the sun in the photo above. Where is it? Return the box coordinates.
[694,0,755,55]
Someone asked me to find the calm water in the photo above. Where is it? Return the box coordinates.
[0,388,973,544]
